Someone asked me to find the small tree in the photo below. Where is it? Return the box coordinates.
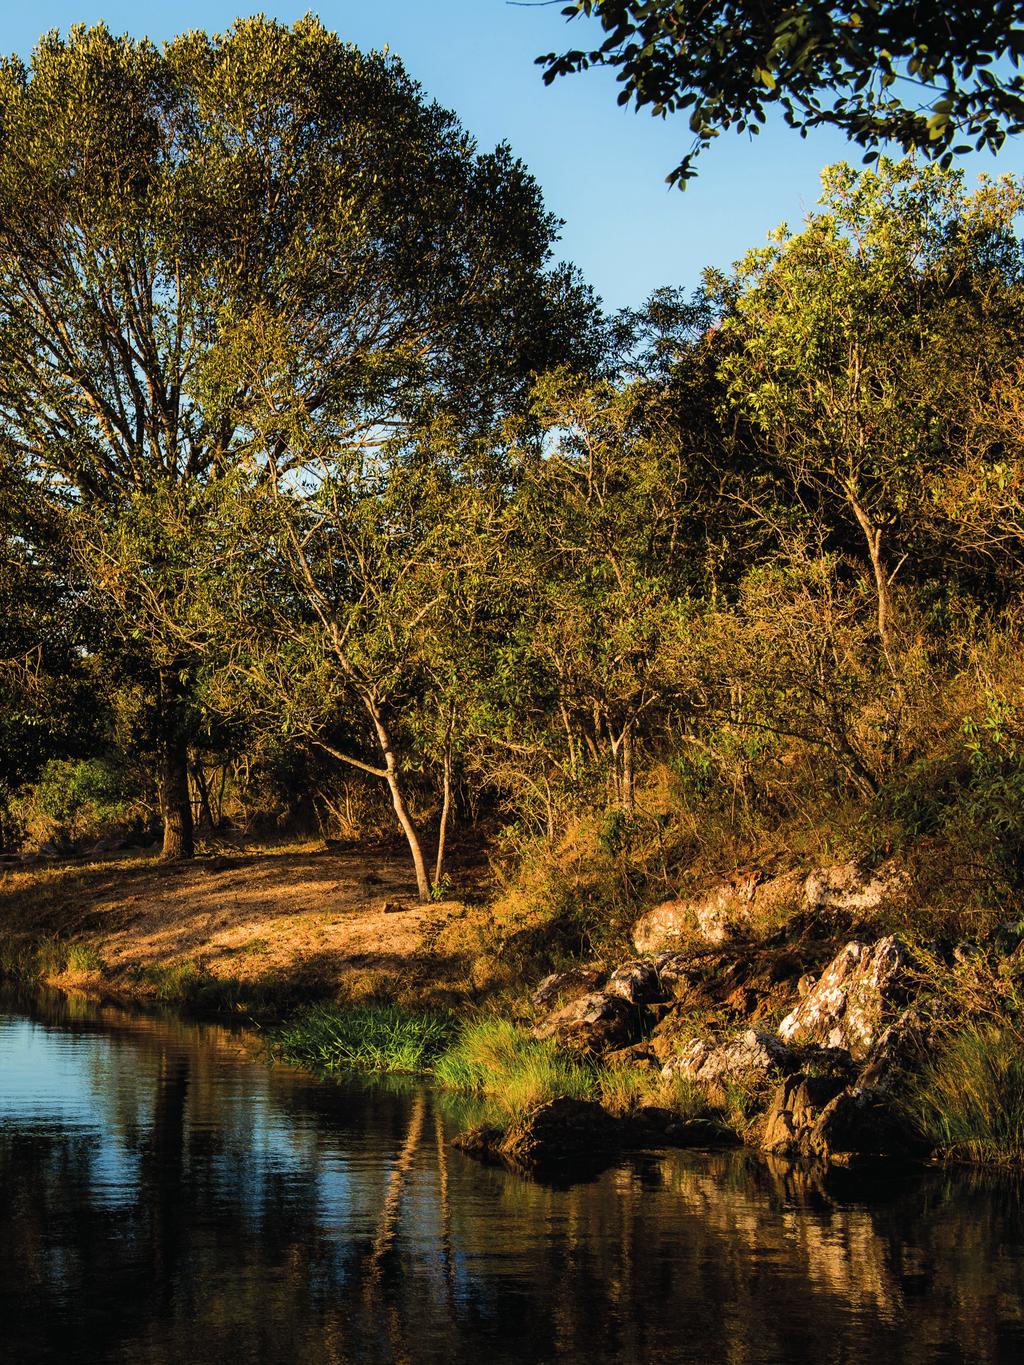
[706,158,1024,678]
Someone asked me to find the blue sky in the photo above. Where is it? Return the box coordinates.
[7,2,1024,310]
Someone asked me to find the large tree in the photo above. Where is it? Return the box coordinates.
[539,2,1024,185]
[0,17,589,858]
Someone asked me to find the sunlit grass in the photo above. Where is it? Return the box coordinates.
[906,1024,1024,1165]
[434,1017,598,1113]
[275,1003,457,1074]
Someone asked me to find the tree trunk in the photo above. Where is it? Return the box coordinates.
[158,670,194,861]
[621,722,635,814]
[365,697,431,902]
[191,757,215,832]
[848,495,898,675]
[434,744,453,888]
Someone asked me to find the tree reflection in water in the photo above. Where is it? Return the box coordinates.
[1,984,1023,1364]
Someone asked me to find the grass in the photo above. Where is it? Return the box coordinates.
[0,936,105,980]
[905,1024,1024,1165]
[434,1017,598,1113]
[275,1003,458,1074]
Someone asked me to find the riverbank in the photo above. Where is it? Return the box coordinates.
[3,839,1024,1173]
[0,839,486,1014]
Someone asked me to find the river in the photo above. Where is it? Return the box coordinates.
[2,982,1023,1363]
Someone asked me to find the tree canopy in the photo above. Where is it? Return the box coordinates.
[0,16,592,859]
[539,2,1024,185]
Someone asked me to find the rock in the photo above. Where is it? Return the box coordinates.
[626,1104,740,1149]
[606,959,664,1006]
[633,880,755,953]
[603,1042,658,1069]
[530,966,607,1011]
[762,1072,850,1157]
[634,859,909,957]
[857,1008,930,1089]
[532,990,639,1054]
[802,859,906,915]
[456,1098,623,1171]
[808,1086,924,1165]
[661,1028,800,1085]
[777,936,907,1061]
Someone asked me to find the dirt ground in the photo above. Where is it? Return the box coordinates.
[0,839,491,1009]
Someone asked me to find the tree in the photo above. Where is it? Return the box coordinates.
[539,2,1024,185]
[0,17,589,858]
[705,158,1024,680]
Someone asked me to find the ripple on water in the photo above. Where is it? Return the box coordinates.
[2,983,1024,1364]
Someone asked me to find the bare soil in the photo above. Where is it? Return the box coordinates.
[0,839,490,1009]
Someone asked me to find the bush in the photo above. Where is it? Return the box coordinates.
[23,756,144,845]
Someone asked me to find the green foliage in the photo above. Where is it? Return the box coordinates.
[540,2,1024,186]
[28,758,139,839]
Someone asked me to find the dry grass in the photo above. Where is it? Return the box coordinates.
[0,839,491,1012]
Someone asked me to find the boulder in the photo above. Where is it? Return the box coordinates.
[633,878,760,954]
[857,1007,930,1089]
[454,1098,623,1171]
[802,859,907,915]
[530,966,607,1011]
[762,1072,850,1157]
[661,1028,800,1086]
[606,959,665,1006]
[777,936,907,1060]
[633,860,907,957]
[808,1086,924,1164]
[532,990,639,1054]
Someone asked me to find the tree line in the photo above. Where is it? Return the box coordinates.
[3,18,1024,909]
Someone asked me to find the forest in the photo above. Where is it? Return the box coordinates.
[3,14,1024,1168]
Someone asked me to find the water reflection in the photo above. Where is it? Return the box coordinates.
[2,983,1023,1364]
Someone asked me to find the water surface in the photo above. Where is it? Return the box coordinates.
[2,983,1023,1363]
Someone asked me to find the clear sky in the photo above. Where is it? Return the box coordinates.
[7,2,1024,311]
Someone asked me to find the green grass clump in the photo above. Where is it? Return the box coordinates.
[0,938,106,980]
[434,1017,598,1113]
[275,1003,457,1074]
[906,1024,1024,1165]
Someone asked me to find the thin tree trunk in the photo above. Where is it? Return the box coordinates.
[191,757,214,832]
[848,494,898,676]
[365,696,431,902]
[158,670,194,861]
[434,743,452,888]
[621,721,635,815]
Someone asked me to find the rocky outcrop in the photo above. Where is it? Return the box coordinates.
[661,1028,800,1086]
[530,966,607,1011]
[633,861,907,956]
[532,990,640,1053]
[633,876,766,953]
[762,1072,850,1156]
[777,937,907,1060]
[809,1086,923,1164]
[763,1072,922,1165]
[605,959,665,1006]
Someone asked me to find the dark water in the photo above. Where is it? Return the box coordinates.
[2,987,1023,1365]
